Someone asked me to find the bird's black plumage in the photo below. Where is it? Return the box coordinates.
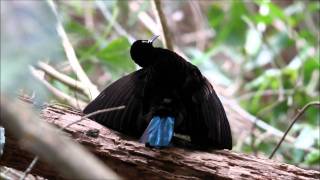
[83,36,232,149]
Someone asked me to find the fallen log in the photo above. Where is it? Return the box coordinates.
[1,104,319,179]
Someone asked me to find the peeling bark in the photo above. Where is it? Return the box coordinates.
[1,104,319,179]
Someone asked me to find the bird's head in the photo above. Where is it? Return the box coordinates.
[130,35,159,68]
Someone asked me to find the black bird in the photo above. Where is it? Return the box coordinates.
[83,36,232,149]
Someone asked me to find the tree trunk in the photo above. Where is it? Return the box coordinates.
[1,104,319,179]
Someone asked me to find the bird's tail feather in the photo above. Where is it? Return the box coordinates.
[140,116,174,148]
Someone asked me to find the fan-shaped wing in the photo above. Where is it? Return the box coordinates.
[83,69,148,137]
[187,77,232,149]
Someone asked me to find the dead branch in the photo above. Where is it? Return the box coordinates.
[30,66,87,109]
[1,104,319,179]
[37,61,91,98]
[151,0,173,50]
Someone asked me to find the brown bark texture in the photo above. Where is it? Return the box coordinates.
[1,104,319,180]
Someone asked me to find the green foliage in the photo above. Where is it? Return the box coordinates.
[96,37,136,75]
[208,1,248,46]
[304,149,320,165]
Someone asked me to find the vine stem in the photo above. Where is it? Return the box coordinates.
[269,101,320,159]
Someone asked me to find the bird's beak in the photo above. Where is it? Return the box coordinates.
[148,35,159,44]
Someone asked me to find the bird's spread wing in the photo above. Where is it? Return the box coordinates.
[184,68,232,150]
[83,69,147,137]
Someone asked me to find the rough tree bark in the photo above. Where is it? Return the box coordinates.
[1,104,319,180]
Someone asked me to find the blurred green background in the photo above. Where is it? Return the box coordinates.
[1,0,319,170]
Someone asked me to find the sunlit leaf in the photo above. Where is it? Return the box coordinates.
[268,3,287,20]
[299,30,316,45]
[304,149,320,165]
[245,28,262,55]
[253,14,274,25]
[245,45,273,70]
[65,20,91,36]
[282,68,298,88]
[303,57,320,85]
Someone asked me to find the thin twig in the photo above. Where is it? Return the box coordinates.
[47,0,99,99]
[62,105,126,130]
[19,156,39,180]
[37,62,91,99]
[151,0,173,50]
[269,101,320,159]
[30,66,87,109]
